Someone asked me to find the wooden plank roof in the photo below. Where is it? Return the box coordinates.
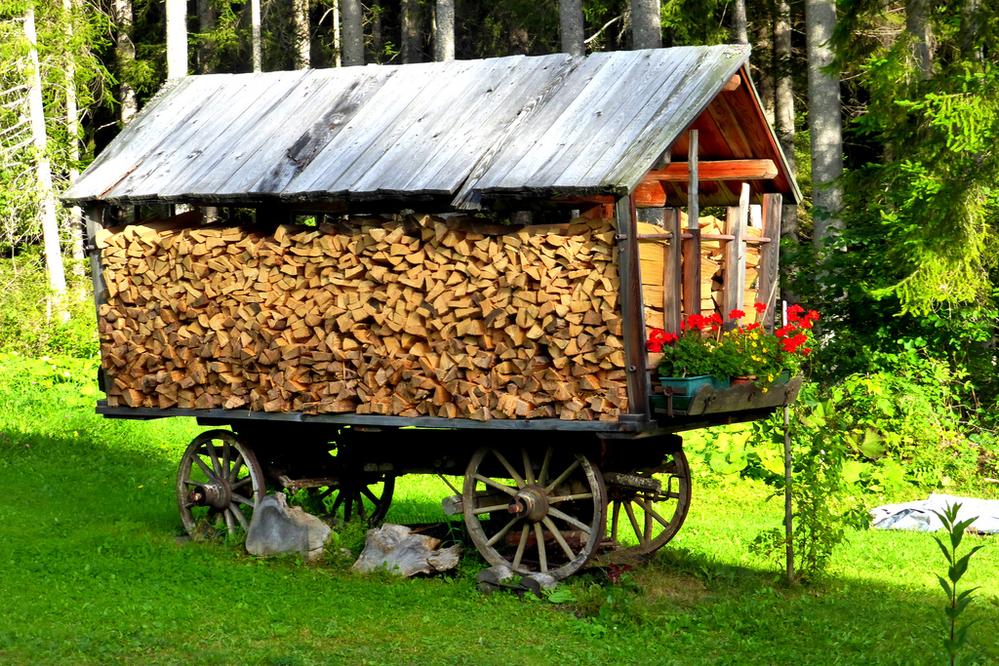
[64,44,800,208]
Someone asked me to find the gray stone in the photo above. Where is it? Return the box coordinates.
[245,493,331,562]
[351,524,462,576]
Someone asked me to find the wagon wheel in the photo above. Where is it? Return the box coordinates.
[602,448,691,563]
[177,429,265,539]
[296,473,395,526]
[462,446,607,581]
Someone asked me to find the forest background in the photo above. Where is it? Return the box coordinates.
[1,0,998,509]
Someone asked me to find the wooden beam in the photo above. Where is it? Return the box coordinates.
[645,159,779,183]
[722,74,742,92]
[615,196,650,421]
[722,183,750,327]
[757,193,783,330]
[633,179,667,208]
[663,208,682,333]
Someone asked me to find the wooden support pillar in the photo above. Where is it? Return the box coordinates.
[83,203,110,394]
[663,207,682,333]
[722,183,750,325]
[682,130,701,316]
[615,195,650,421]
[758,193,783,329]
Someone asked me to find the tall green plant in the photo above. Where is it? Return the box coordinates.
[932,502,984,666]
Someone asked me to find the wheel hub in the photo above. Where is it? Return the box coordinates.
[508,485,549,522]
[188,480,230,509]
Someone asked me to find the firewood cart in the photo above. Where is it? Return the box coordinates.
[65,45,801,580]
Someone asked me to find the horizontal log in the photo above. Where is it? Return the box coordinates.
[644,159,778,183]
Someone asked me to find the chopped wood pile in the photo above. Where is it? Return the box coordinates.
[97,214,629,421]
[639,213,763,337]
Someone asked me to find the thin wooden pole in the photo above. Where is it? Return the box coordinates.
[782,298,795,584]
[663,208,682,332]
[682,130,701,316]
[615,195,650,420]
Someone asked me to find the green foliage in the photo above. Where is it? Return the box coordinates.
[932,502,986,666]
[0,253,97,358]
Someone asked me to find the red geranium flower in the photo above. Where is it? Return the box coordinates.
[728,308,746,321]
[754,302,767,314]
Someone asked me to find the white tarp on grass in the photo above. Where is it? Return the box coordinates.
[870,493,999,534]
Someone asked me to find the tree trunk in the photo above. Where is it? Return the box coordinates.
[434,0,455,61]
[293,0,311,68]
[755,13,775,125]
[341,0,363,65]
[960,0,981,61]
[166,0,188,78]
[111,0,137,123]
[775,0,798,239]
[251,0,262,72]
[63,0,85,290]
[371,2,383,63]
[732,0,749,44]
[559,0,584,56]
[332,0,341,66]
[630,0,661,49]
[905,0,933,79]
[402,0,422,63]
[197,0,216,74]
[25,7,68,318]
[805,0,843,247]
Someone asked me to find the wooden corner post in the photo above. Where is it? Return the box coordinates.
[615,195,650,421]
[682,130,701,317]
[758,193,783,329]
[722,182,750,327]
[82,203,110,393]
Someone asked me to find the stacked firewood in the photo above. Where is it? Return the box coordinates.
[97,214,629,421]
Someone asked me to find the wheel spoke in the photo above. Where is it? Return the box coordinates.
[231,492,254,507]
[361,486,380,505]
[223,505,236,533]
[521,448,535,485]
[538,447,553,486]
[649,505,674,530]
[193,454,215,479]
[534,523,548,573]
[542,516,576,561]
[330,492,344,517]
[512,524,530,570]
[471,503,509,516]
[548,506,591,534]
[229,504,249,531]
[228,453,244,482]
[231,477,252,490]
[207,443,223,477]
[491,450,525,488]
[221,440,230,476]
[473,474,517,496]
[545,459,580,493]
[643,498,653,543]
[548,492,594,504]
[485,515,522,547]
[610,500,621,544]
[623,500,644,544]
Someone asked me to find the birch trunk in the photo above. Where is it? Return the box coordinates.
[111,0,137,123]
[332,0,341,67]
[251,0,262,72]
[293,0,311,68]
[630,0,661,49]
[434,0,455,61]
[732,0,749,44]
[805,0,843,246]
[63,0,84,267]
[166,0,188,78]
[905,0,933,79]
[402,0,422,63]
[559,0,584,56]
[341,0,363,66]
[25,7,68,317]
[197,0,216,74]
[775,0,798,238]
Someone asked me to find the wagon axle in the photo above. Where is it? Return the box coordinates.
[508,486,549,523]
[186,480,231,510]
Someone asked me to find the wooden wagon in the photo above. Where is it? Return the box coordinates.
[65,44,801,580]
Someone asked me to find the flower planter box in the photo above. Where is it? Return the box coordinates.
[651,374,803,417]
[655,375,729,411]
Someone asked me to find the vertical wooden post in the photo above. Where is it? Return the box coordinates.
[682,130,701,316]
[83,203,110,395]
[663,207,682,332]
[758,193,783,330]
[615,195,650,420]
[723,183,750,325]
[784,403,795,584]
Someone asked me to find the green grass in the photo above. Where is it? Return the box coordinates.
[0,353,996,665]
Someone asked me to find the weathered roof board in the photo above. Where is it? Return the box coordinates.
[65,44,799,208]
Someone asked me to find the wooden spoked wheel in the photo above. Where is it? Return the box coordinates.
[462,446,607,580]
[177,429,265,539]
[294,473,395,526]
[603,448,691,563]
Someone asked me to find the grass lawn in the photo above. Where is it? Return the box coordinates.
[0,354,996,665]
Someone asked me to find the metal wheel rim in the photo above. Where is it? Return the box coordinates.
[462,446,607,580]
[603,448,691,563]
[176,429,264,539]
